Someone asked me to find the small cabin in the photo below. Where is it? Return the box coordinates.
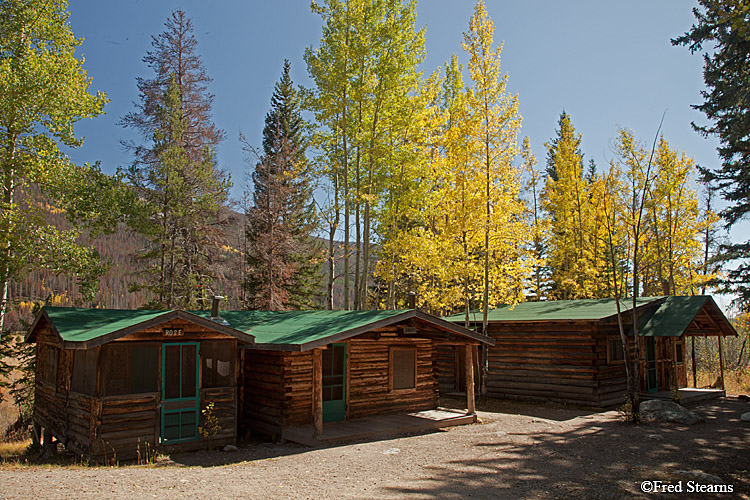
[443,296,737,407]
[27,306,492,458]
[230,309,494,442]
[26,307,254,462]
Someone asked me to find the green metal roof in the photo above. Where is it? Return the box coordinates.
[639,296,718,337]
[31,307,490,350]
[446,297,665,322]
[39,307,174,343]
[217,309,412,347]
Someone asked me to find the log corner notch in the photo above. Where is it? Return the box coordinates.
[313,347,323,437]
[464,344,476,416]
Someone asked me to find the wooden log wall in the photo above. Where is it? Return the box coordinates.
[201,387,237,444]
[32,325,69,443]
[91,393,159,462]
[281,351,314,427]
[436,344,457,392]
[241,350,287,436]
[593,323,633,407]
[60,391,95,457]
[486,321,605,406]
[347,327,438,419]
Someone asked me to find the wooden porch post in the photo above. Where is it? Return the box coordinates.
[313,348,323,437]
[718,336,725,391]
[691,336,697,388]
[464,344,475,415]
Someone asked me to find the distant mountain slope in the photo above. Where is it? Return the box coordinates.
[8,203,356,333]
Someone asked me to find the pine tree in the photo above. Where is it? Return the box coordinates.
[673,1,750,304]
[244,61,321,310]
[123,11,230,309]
[543,111,600,299]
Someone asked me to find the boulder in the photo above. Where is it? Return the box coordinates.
[222,444,238,452]
[640,400,704,425]
[672,470,724,484]
[740,412,750,422]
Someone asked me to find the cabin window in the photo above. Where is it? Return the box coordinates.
[102,343,159,396]
[607,338,625,364]
[390,348,417,391]
[71,348,98,395]
[202,341,234,388]
[675,341,684,365]
[43,345,60,384]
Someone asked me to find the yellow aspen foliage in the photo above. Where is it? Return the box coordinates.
[610,129,717,297]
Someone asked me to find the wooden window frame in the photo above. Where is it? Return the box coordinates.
[675,340,684,366]
[607,337,625,364]
[389,347,417,392]
[201,340,235,389]
[102,342,159,397]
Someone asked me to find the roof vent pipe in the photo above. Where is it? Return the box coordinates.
[407,291,416,309]
[211,295,224,319]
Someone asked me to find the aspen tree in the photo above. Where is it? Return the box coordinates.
[463,0,525,394]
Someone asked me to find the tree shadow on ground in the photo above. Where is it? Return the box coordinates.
[441,395,598,422]
[382,397,749,499]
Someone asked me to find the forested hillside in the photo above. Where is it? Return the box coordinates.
[6,202,244,331]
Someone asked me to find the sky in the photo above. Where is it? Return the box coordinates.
[65,0,718,193]
[62,0,740,309]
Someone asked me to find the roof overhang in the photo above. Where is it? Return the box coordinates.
[26,308,255,349]
[247,309,494,352]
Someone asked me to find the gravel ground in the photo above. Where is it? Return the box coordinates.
[1,397,748,500]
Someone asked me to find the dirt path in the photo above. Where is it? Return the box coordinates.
[1,398,748,499]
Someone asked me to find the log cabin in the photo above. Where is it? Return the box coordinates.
[26,306,491,458]
[443,296,736,407]
[227,309,493,441]
[26,304,254,462]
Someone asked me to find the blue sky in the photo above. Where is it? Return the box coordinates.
[65,1,720,211]
[65,0,747,310]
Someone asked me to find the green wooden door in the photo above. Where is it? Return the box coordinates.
[161,343,199,443]
[645,337,658,393]
[322,343,346,422]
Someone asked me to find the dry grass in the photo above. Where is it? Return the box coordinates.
[0,438,30,459]
[695,368,749,395]
[0,394,19,437]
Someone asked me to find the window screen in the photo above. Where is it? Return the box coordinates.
[44,346,60,385]
[202,341,234,388]
[103,343,159,396]
[103,345,128,396]
[608,338,625,363]
[131,345,159,393]
[391,348,416,390]
[675,341,684,365]
[71,348,98,395]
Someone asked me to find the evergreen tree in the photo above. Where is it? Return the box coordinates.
[543,111,601,299]
[123,12,230,309]
[244,61,321,310]
[673,1,750,304]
